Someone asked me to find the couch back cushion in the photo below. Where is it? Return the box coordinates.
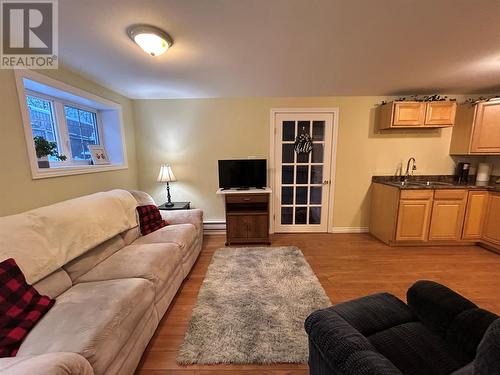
[0,190,138,284]
[33,268,72,299]
[63,235,126,282]
[407,280,477,336]
[120,226,140,245]
[446,308,498,366]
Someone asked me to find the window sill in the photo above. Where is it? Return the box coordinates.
[32,163,128,179]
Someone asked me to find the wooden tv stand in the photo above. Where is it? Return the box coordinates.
[216,188,272,246]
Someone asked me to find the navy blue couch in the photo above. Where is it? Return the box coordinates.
[305,281,500,375]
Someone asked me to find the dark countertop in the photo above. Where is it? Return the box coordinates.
[372,175,500,192]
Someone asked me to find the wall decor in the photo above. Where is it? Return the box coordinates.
[294,127,313,154]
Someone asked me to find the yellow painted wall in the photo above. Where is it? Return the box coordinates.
[0,68,139,216]
[133,96,499,228]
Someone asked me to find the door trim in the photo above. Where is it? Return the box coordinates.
[269,108,339,234]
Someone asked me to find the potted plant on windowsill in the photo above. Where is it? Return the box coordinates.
[33,136,67,168]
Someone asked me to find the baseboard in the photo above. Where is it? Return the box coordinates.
[331,227,369,233]
[204,222,369,235]
[203,221,226,235]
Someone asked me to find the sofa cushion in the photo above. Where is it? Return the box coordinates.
[407,280,476,337]
[33,268,72,299]
[136,205,168,235]
[331,293,416,336]
[368,322,461,375]
[134,223,196,252]
[17,278,154,375]
[475,318,500,374]
[120,226,140,245]
[74,243,183,301]
[63,235,125,282]
[305,309,384,373]
[0,258,55,358]
[0,352,94,375]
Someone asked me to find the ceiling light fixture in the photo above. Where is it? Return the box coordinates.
[127,25,173,57]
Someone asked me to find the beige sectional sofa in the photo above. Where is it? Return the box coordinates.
[0,189,203,375]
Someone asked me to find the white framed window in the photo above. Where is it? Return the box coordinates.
[15,70,128,179]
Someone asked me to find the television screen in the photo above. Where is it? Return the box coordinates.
[218,159,267,189]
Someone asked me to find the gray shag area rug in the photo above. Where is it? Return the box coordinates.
[177,246,331,365]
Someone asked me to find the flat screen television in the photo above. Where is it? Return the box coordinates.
[218,159,267,189]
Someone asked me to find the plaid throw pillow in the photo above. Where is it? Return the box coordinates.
[136,205,169,235]
[0,258,55,357]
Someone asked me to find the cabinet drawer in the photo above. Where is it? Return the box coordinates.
[400,190,433,200]
[434,189,467,200]
[226,194,268,204]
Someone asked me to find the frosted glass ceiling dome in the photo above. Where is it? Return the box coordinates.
[127,25,173,57]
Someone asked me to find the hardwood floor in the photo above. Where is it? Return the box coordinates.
[136,233,500,375]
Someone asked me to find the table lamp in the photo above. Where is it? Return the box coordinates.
[157,164,177,207]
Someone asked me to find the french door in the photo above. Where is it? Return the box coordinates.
[273,111,336,233]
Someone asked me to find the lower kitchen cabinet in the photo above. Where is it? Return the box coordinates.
[428,190,467,241]
[370,183,499,250]
[395,192,433,241]
[462,191,489,240]
[483,193,500,245]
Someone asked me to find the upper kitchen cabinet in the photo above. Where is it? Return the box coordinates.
[377,101,457,129]
[450,100,500,155]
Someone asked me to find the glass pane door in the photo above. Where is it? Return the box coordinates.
[274,113,334,233]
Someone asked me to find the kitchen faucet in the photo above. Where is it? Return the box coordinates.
[401,157,417,182]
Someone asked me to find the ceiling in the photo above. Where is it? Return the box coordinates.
[59,0,500,99]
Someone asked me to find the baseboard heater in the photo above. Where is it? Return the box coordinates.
[203,221,226,234]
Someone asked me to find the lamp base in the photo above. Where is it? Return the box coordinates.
[164,201,174,207]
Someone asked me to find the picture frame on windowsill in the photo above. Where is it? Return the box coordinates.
[88,145,111,165]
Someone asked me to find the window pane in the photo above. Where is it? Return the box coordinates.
[295,187,308,205]
[281,187,293,205]
[282,166,294,184]
[310,187,322,205]
[312,144,324,163]
[282,121,295,141]
[311,165,323,184]
[281,207,293,225]
[282,144,294,163]
[297,121,310,135]
[26,95,60,162]
[295,207,307,224]
[309,207,321,224]
[64,106,99,161]
[312,121,325,141]
[296,166,309,184]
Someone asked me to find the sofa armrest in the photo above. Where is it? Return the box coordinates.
[160,209,203,232]
[0,352,94,375]
[407,280,477,336]
[305,308,402,374]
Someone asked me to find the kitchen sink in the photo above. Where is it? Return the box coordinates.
[415,181,454,187]
[388,181,454,188]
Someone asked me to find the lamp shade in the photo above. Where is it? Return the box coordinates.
[157,164,177,182]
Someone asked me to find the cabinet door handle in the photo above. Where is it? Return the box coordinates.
[243,198,251,201]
